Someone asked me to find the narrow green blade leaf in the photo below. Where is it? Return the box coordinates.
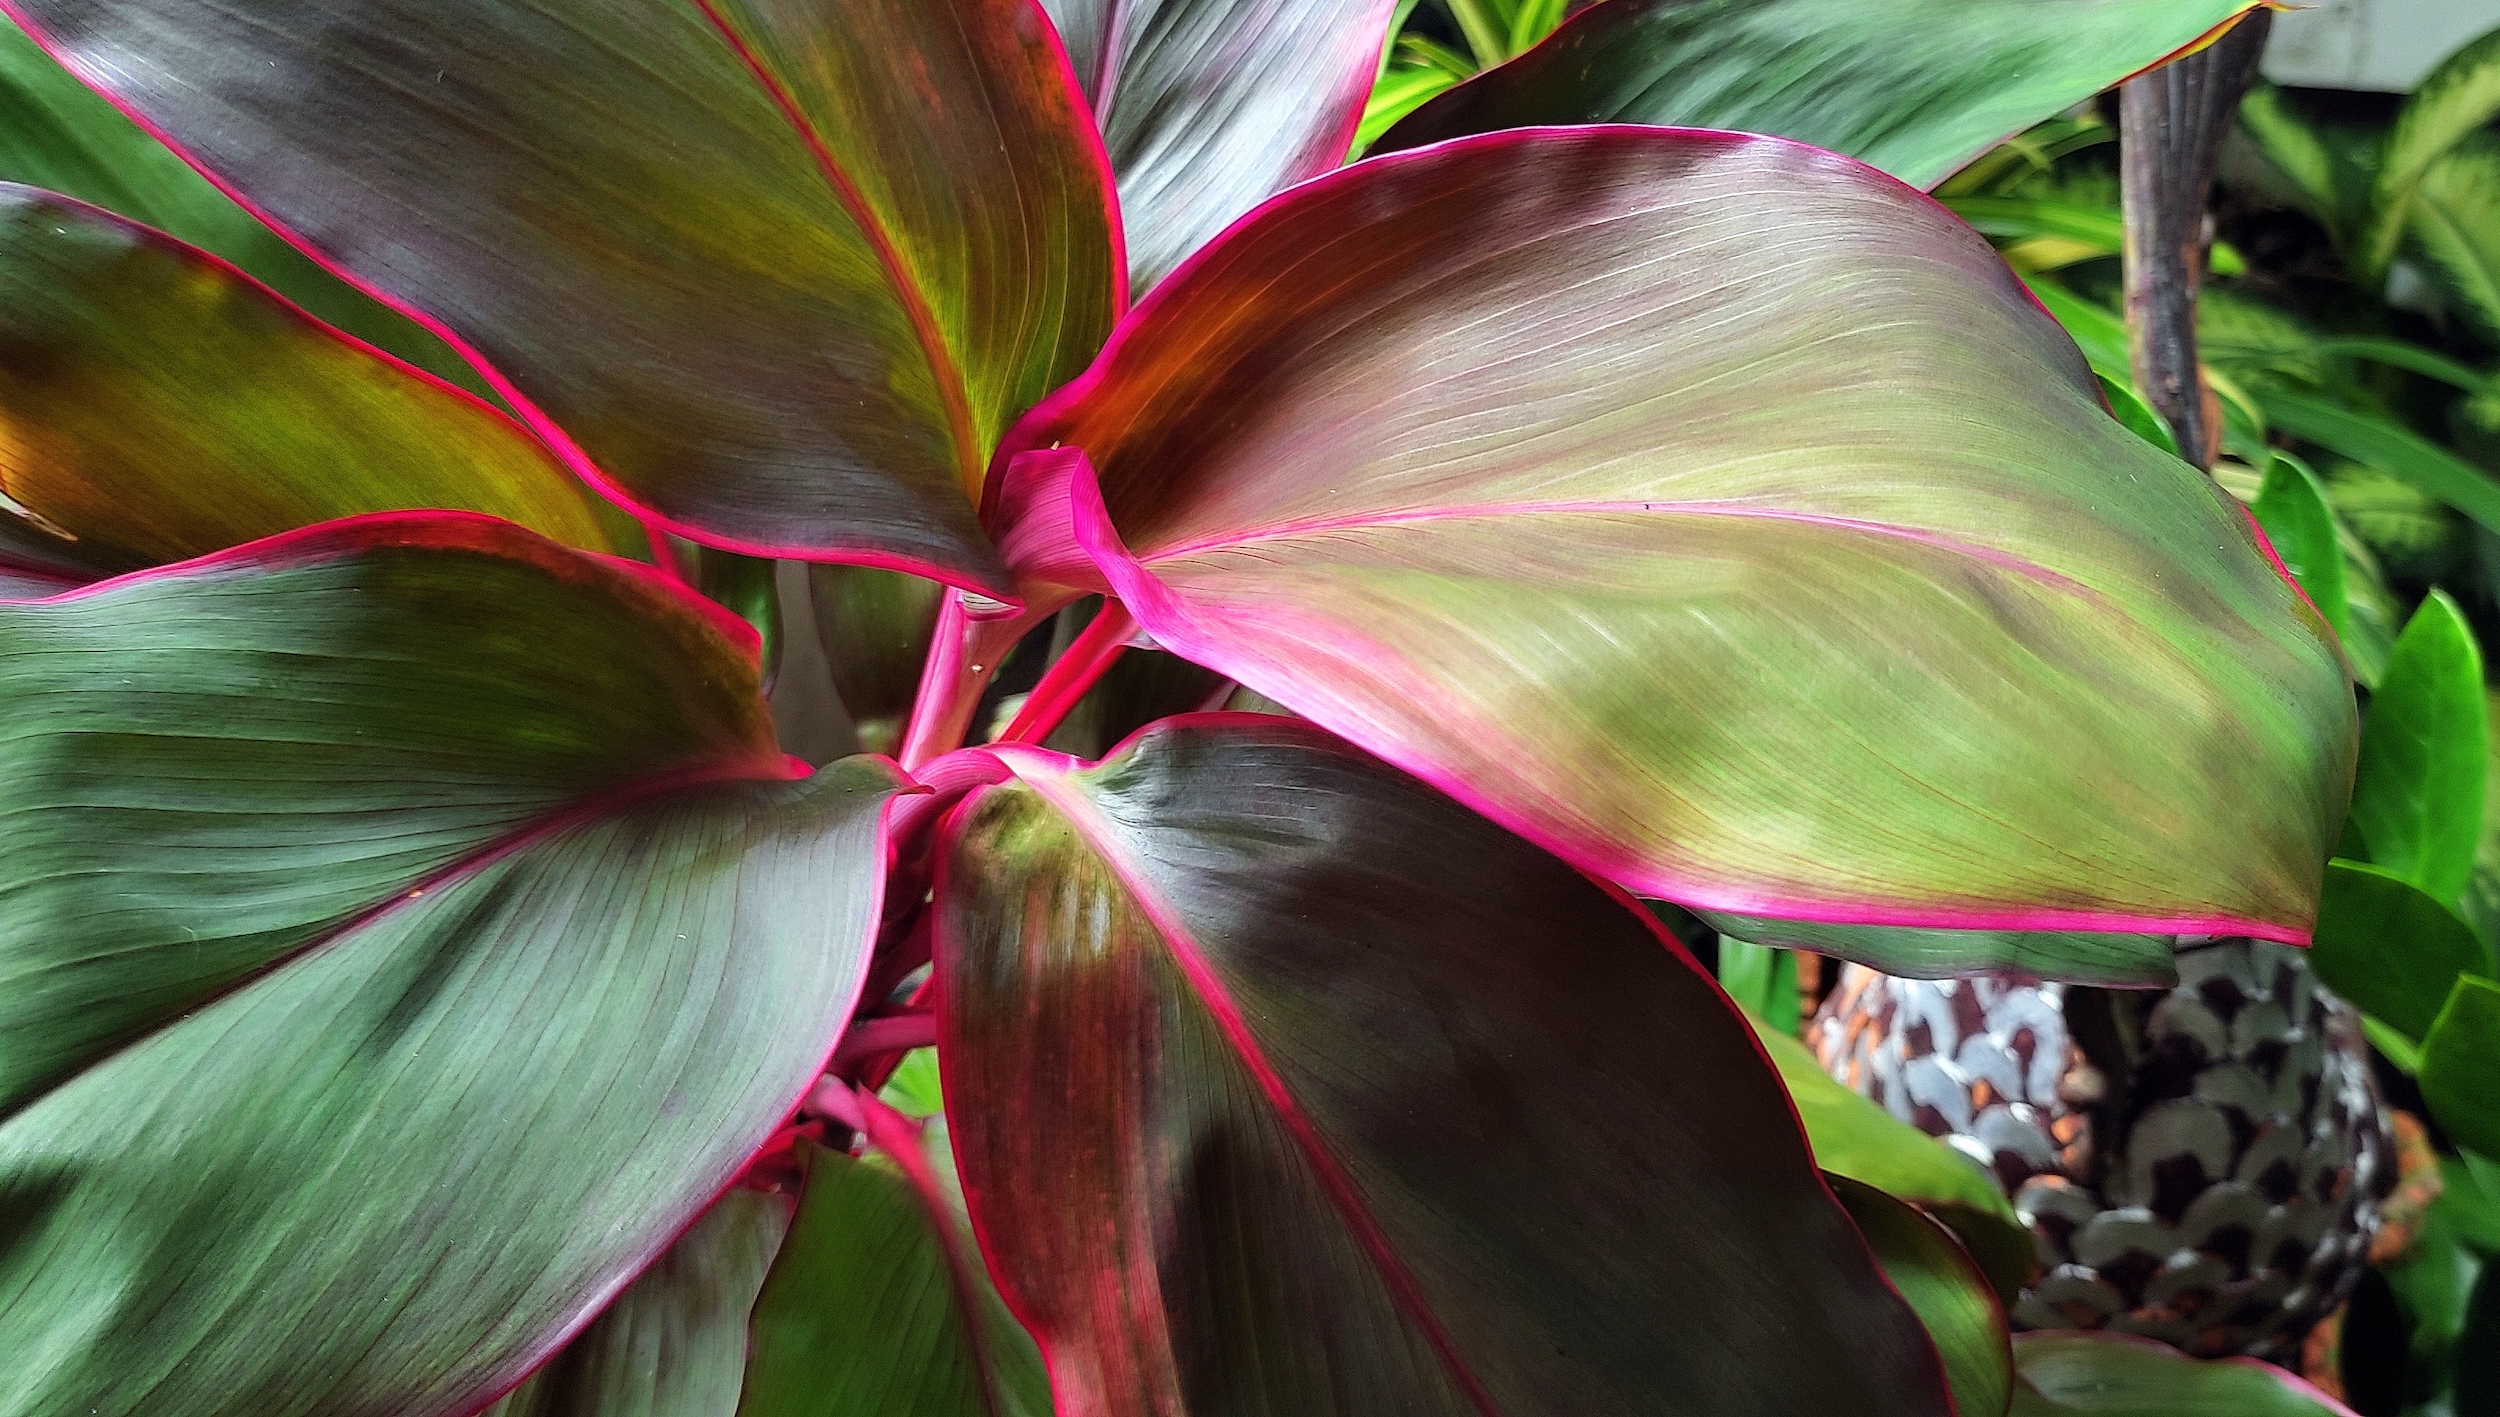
[0,185,616,568]
[2359,23,2500,280]
[998,129,2354,955]
[1829,1174,2016,1417]
[2309,859,2491,1041]
[2423,974,2500,1160]
[2260,384,2500,536]
[742,1132,1049,1417]
[2412,133,2500,346]
[2009,1331,2360,1416]
[0,514,910,1416]
[1375,0,2263,190]
[2251,451,2350,645]
[937,715,1956,1414]
[7,0,1123,585]
[2354,590,2488,903]
[484,1190,793,1417]
[1047,0,1400,289]
[0,11,479,389]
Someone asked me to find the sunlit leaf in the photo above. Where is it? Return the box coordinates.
[1375,0,2264,190]
[0,515,906,1416]
[8,0,1122,586]
[995,129,2353,953]
[1048,0,1399,289]
[2353,591,2487,903]
[1718,937,1800,1033]
[937,715,1955,1414]
[0,185,615,569]
[2250,452,2349,645]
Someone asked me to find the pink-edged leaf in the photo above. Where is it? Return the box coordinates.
[481,1190,794,1417]
[0,184,619,571]
[934,713,1955,1415]
[1046,0,1400,289]
[2009,1331,2360,1416]
[990,127,2353,955]
[1375,0,2266,192]
[0,513,910,1416]
[3,0,1123,589]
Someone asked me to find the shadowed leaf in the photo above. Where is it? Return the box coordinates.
[2423,975,2500,1160]
[2008,1331,2359,1415]
[2310,860,2491,1042]
[936,714,1954,1415]
[2353,591,2487,903]
[994,128,2353,955]
[1830,1174,2016,1417]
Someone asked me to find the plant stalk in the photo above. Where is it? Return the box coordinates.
[996,599,1137,747]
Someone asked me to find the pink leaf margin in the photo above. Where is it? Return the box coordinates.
[0,0,1122,596]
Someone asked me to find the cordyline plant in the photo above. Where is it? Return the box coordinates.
[0,0,2384,1413]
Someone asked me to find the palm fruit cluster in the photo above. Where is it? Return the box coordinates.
[1810,939,2393,1359]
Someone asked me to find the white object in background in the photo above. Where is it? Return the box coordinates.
[2262,0,2500,92]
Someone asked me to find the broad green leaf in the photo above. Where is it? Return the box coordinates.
[0,11,479,390]
[2308,860,2491,1041]
[1709,911,2178,987]
[2359,24,2500,281]
[2008,1332,2360,1416]
[937,715,1956,1414]
[2098,376,2182,458]
[995,130,2353,952]
[1046,0,1400,289]
[1358,63,1465,154]
[0,185,614,569]
[484,1190,793,1417]
[2354,591,2487,902]
[2262,384,2500,536]
[1374,0,2264,190]
[0,515,909,1415]
[1745,1010,2033,1302]
[2251,452,2350,644]
[2412,133,2500,346]
[1829,1174,2015,1417]
[2466,689,2500,952]
[2379,1207,2485,1407]
[2423,974,2500,1160]
[2447,1150,2500,1255]
[879,1047,946,1119]
[9,0,1122,587]
[1719,937,1800,1033]
[2462,1255,2500,1417]
[742,1131,1048,1417]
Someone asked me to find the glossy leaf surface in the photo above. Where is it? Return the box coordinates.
[2008,1332,2359,1416]
[2423,975,2500,1160]
[1830,1174,2016,1417]
[937,714,1952,1416]
[997,129,2353,946]
[1047,0,1400,289]
[0,515,908,1416]
[484,1190,792,1417]
[0,12,477,387]
[2354,591,2487,903]
[1374,0,2263,189]
[2251,453,2350,646]
[4,0,1122,586]
[743,1131,1048,1417]
[0,185,614,569]
[2310,860,2493,1042]
[1707,912,2178,986]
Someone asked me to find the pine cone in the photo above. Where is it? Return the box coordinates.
[1811,939,2393,1359]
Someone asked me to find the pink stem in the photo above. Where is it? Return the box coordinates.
[897,599,1039,770]
[830,1010,938,1072]
[997,598,1135,746]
